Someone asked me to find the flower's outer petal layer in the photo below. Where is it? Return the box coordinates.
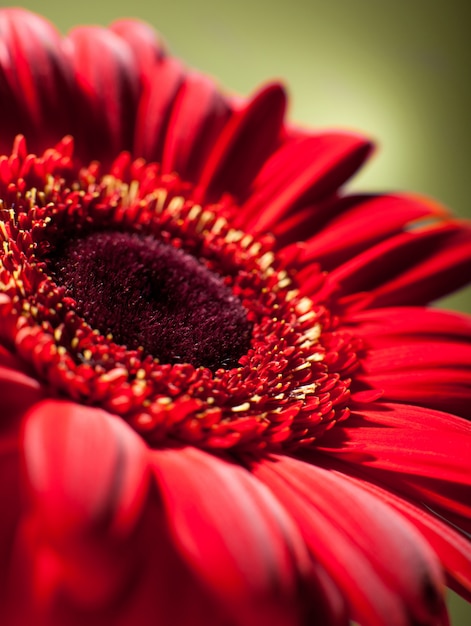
[236,132,373,233]
[109,18,166,76]
[346,306,471,340]
[0,347,42,612]
[0,8,75,154]
[4,404,239,626]
[357,337,471,368]
[344,308,471,416]
[358,368,471,417]
[358,341,471,417]
[65,26,140,163]
[0,347,44,425]
[324,466,471,602]
[0,444,20,607]
[195,83,287,202]
[253,454,448,626]
[161,72,231,183]
[133,57,186,161]
[151,446,342,626]
[318,404,471,533]
[21,401,150,538]
[7,401,151,620]
[321,221,471,308]
[297,194,446,270]
[5,401,147,623]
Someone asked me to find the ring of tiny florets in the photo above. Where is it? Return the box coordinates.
[0,137,357,450]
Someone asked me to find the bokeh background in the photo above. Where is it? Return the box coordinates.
[5,1,471,623]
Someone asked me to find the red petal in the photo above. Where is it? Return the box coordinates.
[326,221,471,307]
[356,368,471,417]
[161,72,230,183]
[318,404,471,529]
[113,494,250,626]
[361,340,471,373]
[329,468,471,602]
[110,18,166,76]
[0,422,21,614]
[0,8,75,153]
[6,400,152,618]
[22,400,150,538]
[195,83,286,202]
[300,193,445,270]
[9,404,237,625]
[321,403,471,479]
[0,363,43,427]
[133,57,185,161]
[6,500,238,625]
[347,308,471,417]
[272,193,390,251]
[253,454,447,626]
[151,446,322,626]
[237,132,373,233]
[345,306,471,341]
[66,26,140,162]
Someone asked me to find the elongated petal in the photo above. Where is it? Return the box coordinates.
[325,222,471,307]
[3,400,151,622]
[237,132,373,233]
[356,368,471,417]
[22,400,150,539]
[151,446,329,626]
[360,340,471,374]
[349,306,471,417]
[195,83,286,202]
[7,405,236,626]
[321,403,471,477]
[318,404,471,529]
[162,72,230,183]
[0,348,34,612]
[0,425,21,615]
[5,504,237,626]
[300,193,445,270]
[253,454,447,626]
[327,467,471,602]
[0,362,44,425]
[0,8,75,153]
[66,26,140,161]
[110,18,166,76]
[345,306,471,341]
[133,57,185,161]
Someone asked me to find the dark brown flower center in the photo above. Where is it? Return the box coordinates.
[50,231,252,370]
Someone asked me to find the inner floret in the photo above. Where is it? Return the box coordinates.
[50,231,252,370]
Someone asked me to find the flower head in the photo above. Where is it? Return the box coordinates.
[1,8,471,626]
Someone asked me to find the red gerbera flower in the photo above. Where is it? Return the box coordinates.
[1,8,470,626]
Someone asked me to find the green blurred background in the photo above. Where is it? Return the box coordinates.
[5,0,471,623]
